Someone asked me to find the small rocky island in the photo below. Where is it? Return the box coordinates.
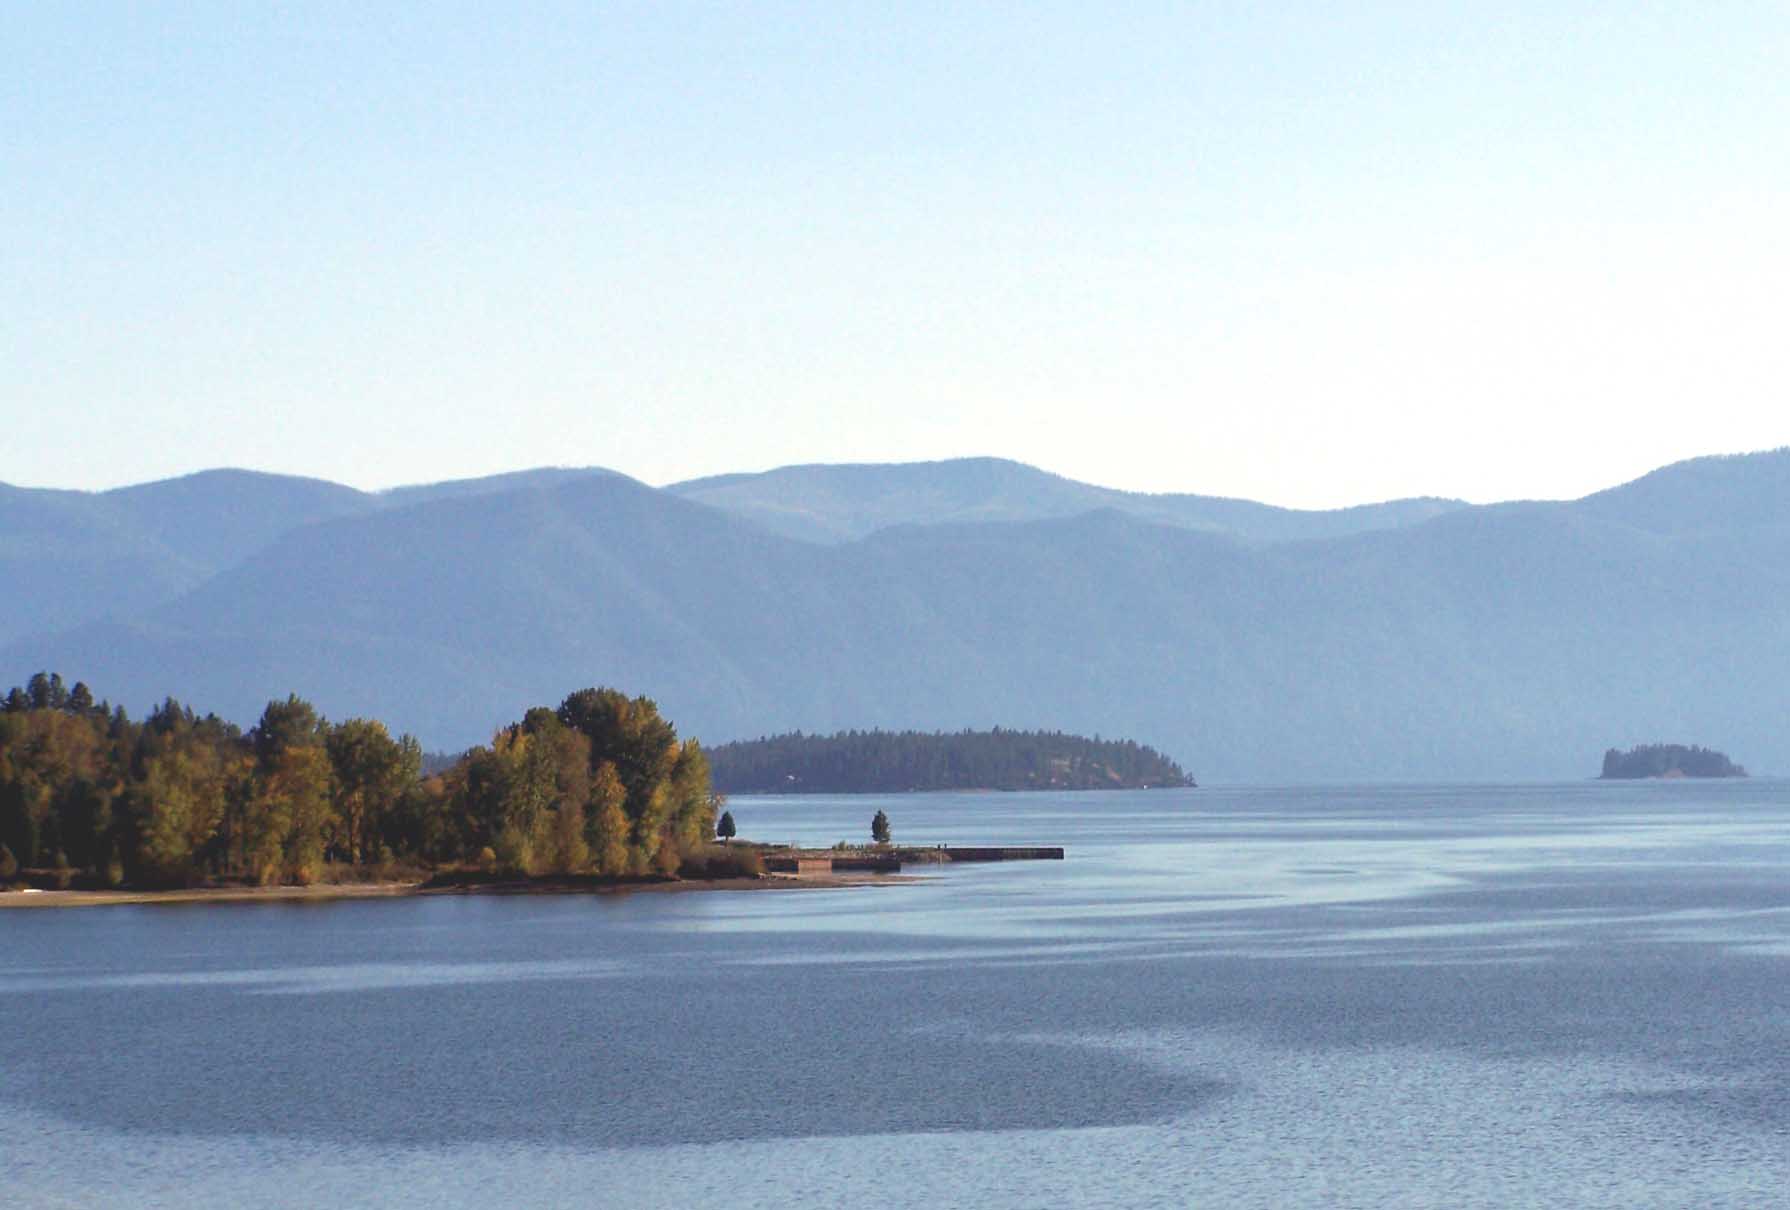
[1600,743,1747,780]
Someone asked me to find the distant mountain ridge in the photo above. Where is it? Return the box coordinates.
[0,466,624,645]
[668,456,1465,544]
[6,449,1789,781]
[0,457,1457,646]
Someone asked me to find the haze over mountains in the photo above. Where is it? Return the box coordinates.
[4,451,1787,781]
[668,458,1463,544]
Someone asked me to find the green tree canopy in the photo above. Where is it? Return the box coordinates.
[0,676,718,889]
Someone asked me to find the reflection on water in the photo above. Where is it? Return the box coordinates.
[1,958,638,996]
[5,781,1790,1207]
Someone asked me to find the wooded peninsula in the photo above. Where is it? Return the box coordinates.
[1599,743,1747,779]
[708,728,1194,794]
[0,673,740,891]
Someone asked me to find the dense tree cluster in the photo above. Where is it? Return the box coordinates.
[708,727,1193,794]
[1600,743,1747,780]
[0,675,719,887]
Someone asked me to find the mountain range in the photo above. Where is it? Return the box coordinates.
[4,451,1786,782]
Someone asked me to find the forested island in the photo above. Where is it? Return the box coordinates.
[708,728,1193,794]
[1600,743,1747,780]
[0,672,743,890]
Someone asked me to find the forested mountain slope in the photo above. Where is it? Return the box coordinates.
[6,450,1788,781]
[0,456,1455,647]
[0,470,373,644]
[0,468,624,644]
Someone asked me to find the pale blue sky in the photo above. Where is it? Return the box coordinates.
[6,3,1788,506]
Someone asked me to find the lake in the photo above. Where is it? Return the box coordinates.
[5,781,1789,1207]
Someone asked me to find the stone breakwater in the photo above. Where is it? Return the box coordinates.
[924,847,1064,862]
[766,846,1064,875]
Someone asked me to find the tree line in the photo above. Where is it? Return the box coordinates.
[0,673,720,887]
[707,727,1193,794]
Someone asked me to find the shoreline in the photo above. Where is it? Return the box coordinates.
[0,871,909,910]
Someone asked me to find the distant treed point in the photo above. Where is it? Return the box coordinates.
[1599,743,1747,779]
[708,727,1194,795]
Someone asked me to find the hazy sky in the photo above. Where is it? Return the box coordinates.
[7,3,1788,507]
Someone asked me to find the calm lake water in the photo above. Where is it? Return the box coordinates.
[5,782,1790,1208]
